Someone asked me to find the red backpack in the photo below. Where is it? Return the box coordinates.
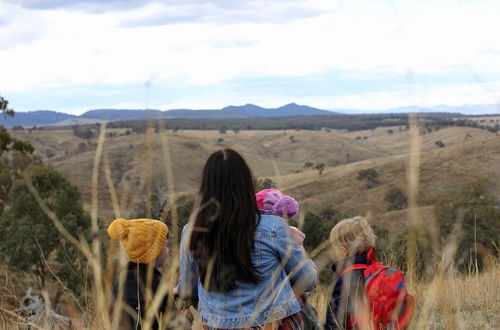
[339,248,415,330]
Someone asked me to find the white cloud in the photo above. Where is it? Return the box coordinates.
[150,80,500,111]
[1,0,499,110]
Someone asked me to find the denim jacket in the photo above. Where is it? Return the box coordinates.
[176,214,318,328]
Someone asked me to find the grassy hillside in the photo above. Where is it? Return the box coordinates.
[12,128,388,219]
[11,127,499,221]
[5,124,500,329]
[334,125,494,154]
[276,134,500,216]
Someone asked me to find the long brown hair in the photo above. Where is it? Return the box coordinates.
[189,149,260,292]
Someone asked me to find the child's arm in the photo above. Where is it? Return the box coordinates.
[275,219,318,292]
[324,276,343,330]
[287,225,306,254]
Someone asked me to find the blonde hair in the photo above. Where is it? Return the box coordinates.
[329,216,376,255]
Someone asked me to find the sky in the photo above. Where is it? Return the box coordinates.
[1,0,500,114]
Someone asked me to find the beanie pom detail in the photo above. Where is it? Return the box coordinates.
[108,218,129,240]
[272,196,299,220]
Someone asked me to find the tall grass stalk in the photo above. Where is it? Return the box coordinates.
[1,115,499,330]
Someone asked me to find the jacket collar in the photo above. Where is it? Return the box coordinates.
[331,252,368,274]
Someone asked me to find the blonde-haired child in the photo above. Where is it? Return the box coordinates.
[325,216,375,330]
[325,216,414,329]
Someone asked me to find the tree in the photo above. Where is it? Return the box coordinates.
[300,212,329,251]
[131,184,168,220]
[132,190,193,235]
[0,125,38,215]
[387,129,394,135]
[256,178,276,191]
[303,162,314,168]
[390,227,433,278]
[357,168,380,188]
[315,163,325,175]
[434,180,500,272]
[1,96,14,117]
[0,166,90,305]
[384,187,407,210]
[289,135,297,143]
[72,125,94,139]
[435,140,445,148]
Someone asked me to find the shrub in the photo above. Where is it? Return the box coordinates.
[434,180,500,272]
[357,168,380,188]
[315,163,325,175]
[256,178,276,191]
[384,187,407,210]
[435,140,445,148]
[72,125,94,139]
[390,226,433,279]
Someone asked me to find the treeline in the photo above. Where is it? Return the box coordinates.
[44,112,462,133]
[425,118,500,133]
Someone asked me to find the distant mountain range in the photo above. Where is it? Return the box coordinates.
[1,103,498,128]
[1,103,334,127]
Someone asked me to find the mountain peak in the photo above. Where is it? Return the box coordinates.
[222,104,264,111]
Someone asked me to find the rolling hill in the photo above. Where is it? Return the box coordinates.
[10,125,499,225]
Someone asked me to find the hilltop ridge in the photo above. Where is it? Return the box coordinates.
[2,103,498,128]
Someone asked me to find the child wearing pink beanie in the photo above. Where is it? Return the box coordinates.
[256,189,305,247]
[256,189,315,316]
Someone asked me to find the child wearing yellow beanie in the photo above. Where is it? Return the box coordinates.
[108,218,170,329]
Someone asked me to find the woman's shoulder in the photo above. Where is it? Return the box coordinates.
[257,214,287,232]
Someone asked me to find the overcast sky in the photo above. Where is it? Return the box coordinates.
[1,0,499,114]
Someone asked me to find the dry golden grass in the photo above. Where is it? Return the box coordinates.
[3,117,500,329]
[334,125,494,154]
[12,128,389,219]
[306,263,500,330]
[11,126,500,222]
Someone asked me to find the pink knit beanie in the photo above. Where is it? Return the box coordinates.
[256,189,299,220]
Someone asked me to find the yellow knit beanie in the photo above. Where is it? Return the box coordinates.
[107,218,168,264]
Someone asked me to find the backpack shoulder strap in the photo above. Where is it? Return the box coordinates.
[364,265,388,285]
[339,264,368,277]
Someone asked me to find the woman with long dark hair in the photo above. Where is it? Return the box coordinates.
[177,149,318,329]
